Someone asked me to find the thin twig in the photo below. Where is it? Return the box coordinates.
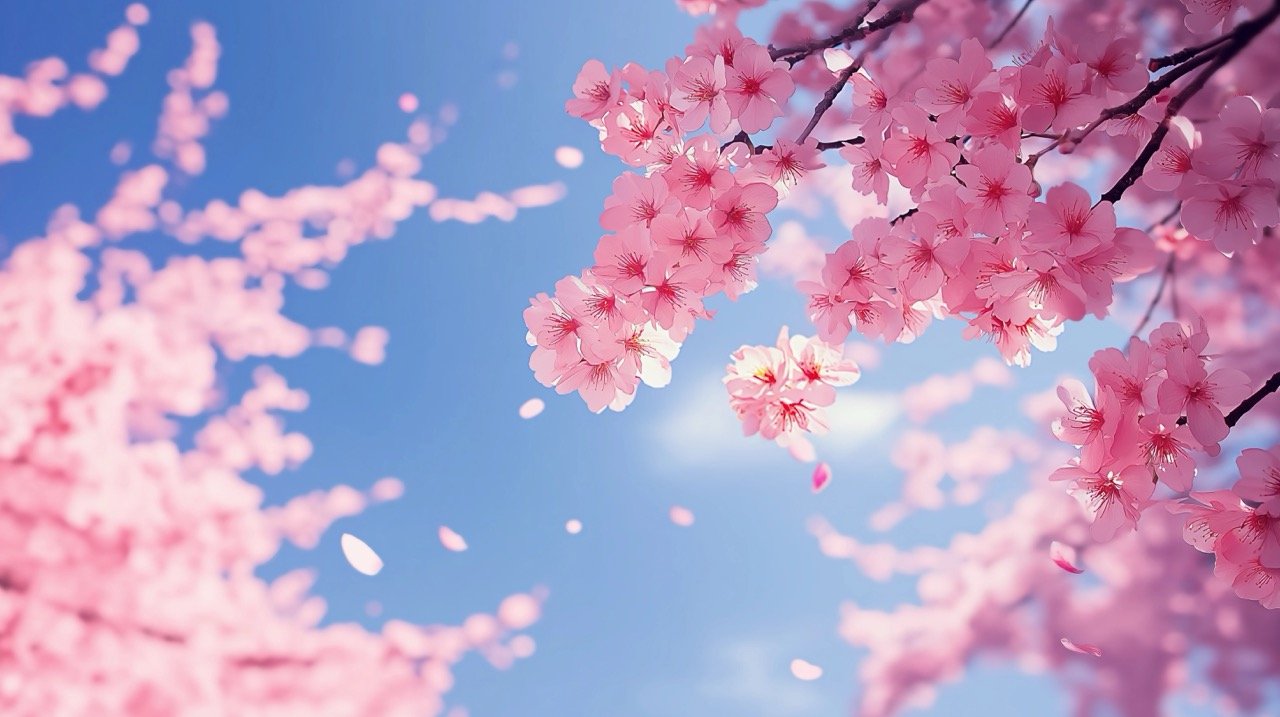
[1099,0,1280,204]
[1175,371,1280,428]
[1131,254,1175,339]
[991,0,1034,47]
[797,61,860,143]
[770,0,927,65]
[1148,33,1232,71]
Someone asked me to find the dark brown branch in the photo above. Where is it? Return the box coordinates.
[1148,33,1232,71]
[1099,0,1280,204]
[1226,372,1280,426]
[1175,371,1280,428]
[769,0,927,65]
[1130,254,1175,339]
[815,136,865,150]
[797,61,860,143]
[991,0,1034,47]
[891,207,918,224]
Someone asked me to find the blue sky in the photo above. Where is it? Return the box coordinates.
[0,2,1244,715]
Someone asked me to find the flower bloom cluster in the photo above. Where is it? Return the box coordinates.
[526,28,824,412]
[1173,444,1280,609]
[803,33,1176,365]
[1048,319,1251,539]
[1045,317,1280,607]
[723,327,860,443]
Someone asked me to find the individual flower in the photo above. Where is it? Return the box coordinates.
[669,54,731,133]
[1051,463,1154,541]
[1016,56,1102,133]
[565,59,620,121]
[954,145,1033,236]
[1156,347,1251,449]
[724,42,793,133]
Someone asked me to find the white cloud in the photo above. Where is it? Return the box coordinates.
[696,639,826,715]
[653,374,901,469]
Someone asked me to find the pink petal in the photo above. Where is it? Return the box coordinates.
[823,49,855,72]
[340,533,384,576]
[398,92,419,113]
[790,658,824,680]
[565,519,583,535]
[438,525,468,552]
[669,505,695,527]
[1060,637,1102,657]
[554,146,584,169]
[788,435,817,463]
[812,462,832,493]
[519,398,545,419]
[1049,540,1084,574]
[369,476,404,502]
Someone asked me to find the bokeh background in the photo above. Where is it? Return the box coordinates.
[0,2,1250,715]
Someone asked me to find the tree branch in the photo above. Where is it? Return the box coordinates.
[1099,0,1280,204]
[797,61,861,144]
[1130,254,1175,339]
[991,0,1034,47]
[1174,371,1280,428]
[769,0,927,65]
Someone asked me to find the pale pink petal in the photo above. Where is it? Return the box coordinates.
[125,3,149,25]
[438,525,468,552]
[790,658,824,680]
[340,533,384,576]
[370,477,405,502]
[1060,637,1102,657]
[823,49,854,72]
[1049,540,1084,574]
[349,326,389,365]
[669,505,696,527]
[498,593,541,629]
[554,146,584,169]
[519,397,545,419]
[788,434,817,463]
[510,635,537,658]
[565,519,583,534]
[812,462,832,493]
[398,93,419,113]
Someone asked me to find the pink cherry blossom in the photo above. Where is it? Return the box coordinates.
[724,43,793,133]
[1157,347,1251,448]
[954,145,1033,236]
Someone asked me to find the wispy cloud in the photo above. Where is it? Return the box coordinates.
[653,374,901,469]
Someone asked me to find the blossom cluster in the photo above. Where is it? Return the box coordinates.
[723,327,860,443]
[1048,319,1253,539]
[1174,445,1280,609]
[526,28,829,412]
[803,33,1175,364]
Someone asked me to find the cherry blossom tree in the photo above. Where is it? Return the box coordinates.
[0,8,548,715]
[529,0,1280,712]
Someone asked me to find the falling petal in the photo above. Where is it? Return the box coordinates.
[340,533,383,576]
[669,505,695,527]
[823,48,854,72]
[554,146,584,169]
[519,398,545,419]
[790,658,824,681]
[1049,540,1084,574]
[398,92,419,113]
[565,519,583,534]
[812,462,832,493]
[439,525,468,552]
[788,434,816,463]
[1060,638,1102,657]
